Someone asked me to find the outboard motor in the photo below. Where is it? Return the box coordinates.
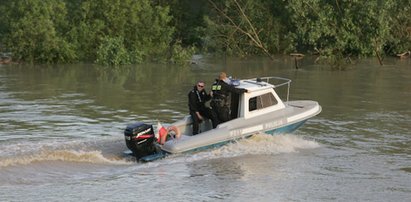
[124,122,157,159]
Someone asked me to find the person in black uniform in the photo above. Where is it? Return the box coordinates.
[211,72,248,124]
[188,81,218,135]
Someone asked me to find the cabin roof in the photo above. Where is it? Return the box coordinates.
[236,79,275,92]
[234,77,291,93]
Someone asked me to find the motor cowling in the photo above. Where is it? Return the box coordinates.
[124,122,157,159]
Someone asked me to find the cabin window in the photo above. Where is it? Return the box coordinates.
[249,93,277,111]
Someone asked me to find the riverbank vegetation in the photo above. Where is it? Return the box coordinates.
[0,0,410,66]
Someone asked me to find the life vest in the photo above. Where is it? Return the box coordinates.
[211,80,229,107]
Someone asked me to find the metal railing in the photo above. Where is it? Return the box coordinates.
[244,77,292,102]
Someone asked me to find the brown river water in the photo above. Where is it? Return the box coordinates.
[0,56,410,201]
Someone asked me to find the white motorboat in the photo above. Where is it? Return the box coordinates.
[124,77,322,161]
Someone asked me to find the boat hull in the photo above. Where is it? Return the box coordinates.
[265,120,307,135]
[161,100,320,153]
[138,119,309,162]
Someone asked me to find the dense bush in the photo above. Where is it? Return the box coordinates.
[203,0,410,60]
[0,0,409,65]
[96,36,130,66]
[0,0,76,63]
[0,0,189,65]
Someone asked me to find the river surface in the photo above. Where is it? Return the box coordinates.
[0,56,410,201]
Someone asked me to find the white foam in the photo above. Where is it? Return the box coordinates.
[151,133,320,166]
[219,133,319,155]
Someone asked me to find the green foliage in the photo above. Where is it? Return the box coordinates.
[67,0,175,63]
[0,0,188,65]
[96,36,130,66]
[203,0,410,62]
[0,0,409,65]
[160,0,209,48]
[169,40,196,64]
[0,0,76,63]
[285,0,398,58]
[384,0,411,54]
[203,0,284,57]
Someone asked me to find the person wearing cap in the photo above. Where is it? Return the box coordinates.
[211,72,248,124]
[188,81,218,135]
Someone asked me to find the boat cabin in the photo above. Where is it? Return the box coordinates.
[173,77,292,136]
[229,77,289,120]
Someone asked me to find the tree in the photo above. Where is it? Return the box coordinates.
[204,0,284,59]
[67,0,175,64]
[384,0,411,55]
[0,0,184,65]
[285,0,396,64]
[158,0,209,48]
[0,0,75,63]
[96,36,130,66]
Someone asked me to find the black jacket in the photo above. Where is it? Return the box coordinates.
[188,86,211,112]
[211,79,247,104]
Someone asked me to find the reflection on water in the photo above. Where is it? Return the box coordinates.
[0,56,410,201]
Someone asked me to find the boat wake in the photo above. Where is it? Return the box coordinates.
[0,134,319,168]
[0,149,132,168]
[158,133,320,165]
[216,133,320,156]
